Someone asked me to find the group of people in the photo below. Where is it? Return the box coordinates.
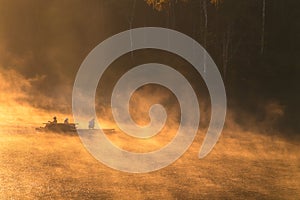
[49,116,69,124]
[49,116,95,129]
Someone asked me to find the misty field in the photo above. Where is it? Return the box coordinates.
[0,128,299,199]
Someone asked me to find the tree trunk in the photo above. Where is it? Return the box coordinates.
[261,0,266,54]
[202,0,208,73]
[223,27,230,79]
[128,0,136,59]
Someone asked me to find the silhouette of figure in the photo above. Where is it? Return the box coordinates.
[52,116,57,124]
[64,118,69,124]
[88,118,95,129]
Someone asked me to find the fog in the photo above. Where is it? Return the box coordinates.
[0,0,299,199]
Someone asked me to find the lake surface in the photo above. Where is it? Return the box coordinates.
[0,128,299,199]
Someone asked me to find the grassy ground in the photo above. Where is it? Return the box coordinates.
[0,128,299,199]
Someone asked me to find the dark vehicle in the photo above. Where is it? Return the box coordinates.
[36,122,77,133]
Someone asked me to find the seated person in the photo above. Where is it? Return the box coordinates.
[64,118,69,124]
[52,116,57,124]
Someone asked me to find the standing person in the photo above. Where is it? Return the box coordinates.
[88,118,95,129]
